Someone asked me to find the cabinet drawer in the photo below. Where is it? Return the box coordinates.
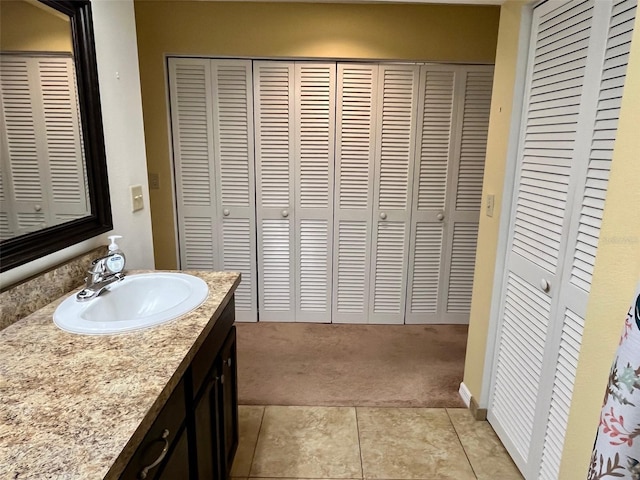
[120,378,187,480]
[191,298,235,398]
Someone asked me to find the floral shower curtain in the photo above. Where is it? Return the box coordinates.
[588,282,640,480]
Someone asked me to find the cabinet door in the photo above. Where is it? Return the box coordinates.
[254,61,296,322]
[157,428,190,480]
[119,380,188,480]
[194,364,224,480]
[219,327,238,476]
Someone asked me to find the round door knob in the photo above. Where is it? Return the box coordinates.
[380,212,387,220]
[436,213,444,221]
[540,279,550,293]
[281,210,289,218]
[223,209,230,216]
[34,205,42,212]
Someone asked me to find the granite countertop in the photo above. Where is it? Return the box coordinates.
[0,270,240,479]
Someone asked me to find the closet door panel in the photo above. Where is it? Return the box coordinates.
[369,65,419,324]
[294,63,336,322]
[169,58,218,270]
[488,0,596,471]
[211,60,257,322]
[0,56,88,237]
[332,64,377,324]
[254,61,296,322]
[405,67,455,324]
[535,1,636,477]
[442,67,493,323]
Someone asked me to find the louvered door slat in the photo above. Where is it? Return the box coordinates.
[333,64,377,324]
[255,61,295,322]
[369,65,418,324]
[294,63,335,322]
[211,60,257,322]
[169,58,218,270]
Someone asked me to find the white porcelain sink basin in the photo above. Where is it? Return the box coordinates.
[53,273,209,335]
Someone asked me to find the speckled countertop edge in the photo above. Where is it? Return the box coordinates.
[0,270,240,480]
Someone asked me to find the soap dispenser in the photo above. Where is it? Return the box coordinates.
[105,235,126,274]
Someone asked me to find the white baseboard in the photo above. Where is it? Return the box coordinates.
[458,382,472,408]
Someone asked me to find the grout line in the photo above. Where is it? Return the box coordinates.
[247,405,267,478]
[355,406,366,480]
[445,408,478,480]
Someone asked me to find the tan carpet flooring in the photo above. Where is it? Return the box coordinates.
[236,322,468,408]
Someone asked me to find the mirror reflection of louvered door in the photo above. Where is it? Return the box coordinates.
[0,55,88,239]
[488,0,636,477]
[169,58,258,322]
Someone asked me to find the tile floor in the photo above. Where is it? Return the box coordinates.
[230,406,523,480]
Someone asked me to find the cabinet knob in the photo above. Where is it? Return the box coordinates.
[226,358,232,367]
[436,213,444,221]
[223,208,230,217]
[34,205,42,212]
[281,209,289,218]
[138,429,170,479]
[379,212,387,220]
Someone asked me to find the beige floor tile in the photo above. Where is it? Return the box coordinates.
[447,408,523,480]
[231,405,265,477]
[250,406,362,479]
[357,407,476,480]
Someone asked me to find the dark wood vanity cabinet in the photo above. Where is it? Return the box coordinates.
[119,298,238,480]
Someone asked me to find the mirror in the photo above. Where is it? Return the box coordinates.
[0,0,112,273]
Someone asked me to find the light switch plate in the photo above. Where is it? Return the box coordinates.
[486,194,495,217]
[131,185,144,212]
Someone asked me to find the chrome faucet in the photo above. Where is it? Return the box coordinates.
[76,236,126,301]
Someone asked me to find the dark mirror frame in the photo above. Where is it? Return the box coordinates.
[0,0,112,273]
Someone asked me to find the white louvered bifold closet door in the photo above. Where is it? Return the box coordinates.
[534,0,637,478]
[368,65,419,324]
[169,58,258,322]
[294,63,336,322]
[0,55,88,238]
[488,0,636,478]
[170,58,218,269]
[254,61,296,322]
[332,64,378,324]
[210,60,258,322]
[405,65,493,324]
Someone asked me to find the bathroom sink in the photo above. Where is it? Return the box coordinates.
[53,273,209,335]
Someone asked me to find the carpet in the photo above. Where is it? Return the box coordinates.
[235,322,468,408]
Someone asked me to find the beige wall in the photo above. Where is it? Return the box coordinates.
[462,0,640,477]
[462,0,526,399]
[134,0,500,268]
[0,1,72,53]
